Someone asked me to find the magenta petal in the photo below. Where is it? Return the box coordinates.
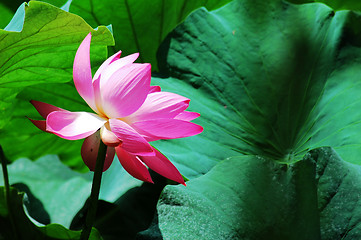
[81,132,115,172]
[46,111,106,140]
[149,86,161,93]
[175,111,200,121]
[73,33,97,111]
[100,63,151,118]
[115,146,153,183]
[129,92,190,122]
[93,50,122,80]
[30,100,66,119]
[139,148,185,185]
[109,118,154,156]
[132,119,203,140]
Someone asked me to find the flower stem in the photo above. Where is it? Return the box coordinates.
[0,146,18,240]
[80,141,107,240]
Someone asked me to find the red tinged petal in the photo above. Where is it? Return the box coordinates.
[28,118,47,132]
[149,85,161,93]
[132,118,203,141]
[73,33,97,112]
[139,147,185,185]
[115,146,153,183]
[81,132,115,172]
[30,100,66,119]
[109,118,154,156]
[46,111,106,140]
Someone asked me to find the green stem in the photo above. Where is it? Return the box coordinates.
[0,146,18,240]
[80,141,107,240]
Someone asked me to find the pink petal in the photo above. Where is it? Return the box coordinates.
[73,33,97,111]
[98,53,139,86]
[92,54,141,117]
[30,100,66,119]
[175,111,200,121]
[81,132,115,172]
[46,111,106,140]
[132,119,203,141]
[149,86,161,93]
[115,146,153,183]
[28,118,47,132]
[93,50,122,80]
[99,63,151,118]
[139,147,185,185]
[128,92,190,122]
[109,118,154,156]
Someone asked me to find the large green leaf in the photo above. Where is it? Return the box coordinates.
[146,0,361,170]
[135,1,361,238]
[0,186,101,239]
[42,0,232,70]
[0,1,113,88]
[139,147,361,239]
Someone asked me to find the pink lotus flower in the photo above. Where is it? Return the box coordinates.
[30,33,203,185]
